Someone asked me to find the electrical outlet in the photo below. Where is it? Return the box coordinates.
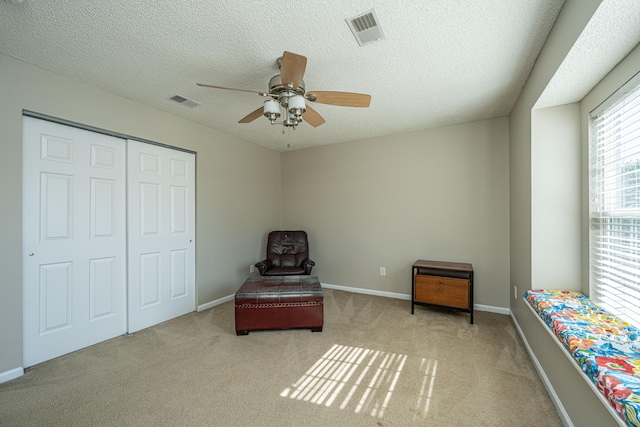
[249,264,255,274]
[514,285,518,300]
[380,267,386,276]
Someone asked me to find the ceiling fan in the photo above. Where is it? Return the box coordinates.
[197,51,371,130]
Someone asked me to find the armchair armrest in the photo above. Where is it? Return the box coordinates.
[255,259,273,276]
[301,258,315,275]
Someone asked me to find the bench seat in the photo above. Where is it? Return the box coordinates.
[525,289,640,427]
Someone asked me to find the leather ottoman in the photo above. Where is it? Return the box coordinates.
[235,275,323,335]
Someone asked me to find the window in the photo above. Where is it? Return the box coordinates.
[589,73,640,327]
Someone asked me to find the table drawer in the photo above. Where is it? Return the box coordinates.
[414,274,469,309]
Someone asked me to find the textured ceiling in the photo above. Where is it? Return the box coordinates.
[0,0,603,152]
[536,0,640,109]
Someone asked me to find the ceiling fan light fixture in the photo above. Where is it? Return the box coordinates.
[288,95,306,118]
[263,99,281,123]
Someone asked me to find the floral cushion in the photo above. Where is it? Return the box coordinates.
[525,289,640,426]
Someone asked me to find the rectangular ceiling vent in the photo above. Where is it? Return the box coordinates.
[169,94,200,108]
[346,9,385,46]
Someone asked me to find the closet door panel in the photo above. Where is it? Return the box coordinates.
[23,117,127,367]
[127,140,195,333]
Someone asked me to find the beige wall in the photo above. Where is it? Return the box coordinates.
[0,54,281,374]
[281,117,510,308]
[531,103,581,290]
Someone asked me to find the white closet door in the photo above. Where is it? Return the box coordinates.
[127,140,196,333]
[22,117,127,367]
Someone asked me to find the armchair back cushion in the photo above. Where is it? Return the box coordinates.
[268,231,308,267]
[256,230,315,276]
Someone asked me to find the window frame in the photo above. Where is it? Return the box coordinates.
[588,71,640,328]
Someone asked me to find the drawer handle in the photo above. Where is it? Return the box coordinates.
[439,280,443,284]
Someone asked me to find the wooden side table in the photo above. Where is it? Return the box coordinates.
[411,260,474,324]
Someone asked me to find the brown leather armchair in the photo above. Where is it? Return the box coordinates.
[255,230,315,276]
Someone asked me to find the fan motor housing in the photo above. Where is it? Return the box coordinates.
[269,75,305,97]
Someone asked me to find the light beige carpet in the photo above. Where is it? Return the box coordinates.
[0,288,562,426]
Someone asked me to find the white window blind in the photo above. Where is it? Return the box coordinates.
[590,74,640,328]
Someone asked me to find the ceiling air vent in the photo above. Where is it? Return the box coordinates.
[346,9,385,46]
[169,94,200,108]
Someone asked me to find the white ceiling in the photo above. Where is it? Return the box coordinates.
[0,1,637,151]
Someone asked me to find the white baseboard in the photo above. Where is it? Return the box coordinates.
[321,282,509,315]
[510,309,573,427]
[475,304,509,315]
[197,294,234,312]
[0,367,24,384]
[196,282,509,316]
[321,282,411,300]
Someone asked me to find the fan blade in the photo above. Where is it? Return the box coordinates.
[239,107,264,123]
[306,91,371,108]
[280,51,307,89]
[197,83,268,96]
[302,106,325,127]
